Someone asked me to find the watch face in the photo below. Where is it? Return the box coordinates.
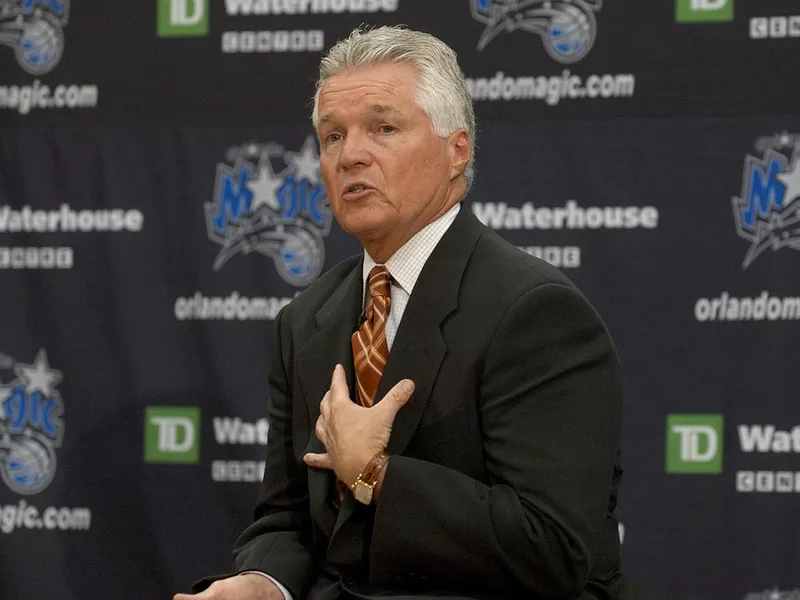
[353,481,373,504]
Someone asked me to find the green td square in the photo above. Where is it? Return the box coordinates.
[144,406,201,464]
[157,0,209,38]
[666,414,723,474]
[675,0,734,23]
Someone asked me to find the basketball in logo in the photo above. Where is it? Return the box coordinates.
[544,3,597,63]
[3,436,56,495]
[16,18,64,75]
[277,226,325,287]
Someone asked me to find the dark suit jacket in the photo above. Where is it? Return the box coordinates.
[199,206,625,599]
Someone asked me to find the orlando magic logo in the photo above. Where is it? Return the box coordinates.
[0,0,69,75]
[0,349,64,495]
[206,136,332,286]
[732,132,800,269]
[470,0,602,64]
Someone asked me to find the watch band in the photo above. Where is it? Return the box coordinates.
[352,450,391,490]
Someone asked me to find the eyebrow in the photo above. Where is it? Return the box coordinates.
[369,103,397,114]
[318,103,399,126]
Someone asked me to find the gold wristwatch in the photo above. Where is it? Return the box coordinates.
[351,450,391,505]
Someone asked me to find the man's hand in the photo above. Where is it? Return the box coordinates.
[303,364,414,487]
[173,573,284,600]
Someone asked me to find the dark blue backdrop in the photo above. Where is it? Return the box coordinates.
[1,2,799,599]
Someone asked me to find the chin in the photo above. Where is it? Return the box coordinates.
[342,218,387,238]
[337,206,392,238]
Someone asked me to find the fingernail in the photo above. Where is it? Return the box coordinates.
[402,380,415,393]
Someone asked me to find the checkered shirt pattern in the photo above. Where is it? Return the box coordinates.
[361,203,460,350]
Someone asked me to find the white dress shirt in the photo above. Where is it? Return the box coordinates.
[244,203,461,600]
[362,203,460,350]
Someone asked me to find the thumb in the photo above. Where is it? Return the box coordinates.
[378,379,415,419]
[330,363,351,400]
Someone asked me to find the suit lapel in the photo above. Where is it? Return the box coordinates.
[378,206,484,455]
[328,206,485,545]
[297,257,363,540]
[298,259,363,424]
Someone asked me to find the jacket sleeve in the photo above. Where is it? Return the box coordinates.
[369,282,621,599]
[229,306,317,598]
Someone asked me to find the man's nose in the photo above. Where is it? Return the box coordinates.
[339,131,372,169]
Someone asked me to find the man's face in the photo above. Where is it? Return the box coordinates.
[316,61,467,259]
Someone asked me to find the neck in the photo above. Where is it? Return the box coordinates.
[362,182,464,263]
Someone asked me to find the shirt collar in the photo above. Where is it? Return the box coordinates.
[362,202,461,296]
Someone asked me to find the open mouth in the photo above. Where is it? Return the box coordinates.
[343,184,373,199]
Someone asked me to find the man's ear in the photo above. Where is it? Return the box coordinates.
[447,129,471,180]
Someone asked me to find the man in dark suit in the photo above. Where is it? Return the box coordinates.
[176,26,626,600]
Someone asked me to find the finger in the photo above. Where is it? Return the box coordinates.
[330,363,351,402]
[378,379,415,419]
[319,390,331,420]
[315,415,328,446]
[303,452,334,470]
[175,583,219,599]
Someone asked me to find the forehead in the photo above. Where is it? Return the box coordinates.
[317,62,421,121]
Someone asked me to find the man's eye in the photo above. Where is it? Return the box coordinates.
[326,133,343,143]
[379,125,395,134]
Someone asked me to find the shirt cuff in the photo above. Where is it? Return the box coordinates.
[239,570,293,600]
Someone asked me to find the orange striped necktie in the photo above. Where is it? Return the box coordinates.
[351,265,392,407]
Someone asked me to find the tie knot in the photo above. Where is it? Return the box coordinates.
[368,265,391,301]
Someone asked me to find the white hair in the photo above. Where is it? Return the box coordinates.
[312,26,476,189]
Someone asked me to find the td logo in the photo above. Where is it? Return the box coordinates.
[144,406,201,464]
[675,0,734,23]
[666,414,724,474]
[157,0,209,38]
